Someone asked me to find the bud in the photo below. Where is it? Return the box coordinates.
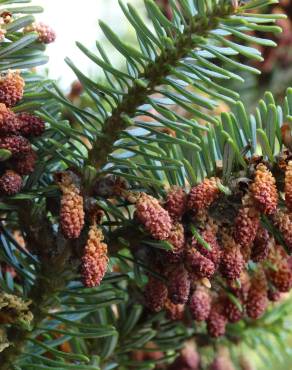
[266,246,292,293]
[0,135,31,156]
[168,265,190,304]
[187,177,220,213]
[250,227,271,263]
[164,186,187,220]
[11,149,37,175]
[210,347,235,370]
[273,210,292,251]
[267,288,281,302]
[144,276,168,312]
[0,103,20,134]
[168,342,200,370]
[165,223,185,263]
[246,271,268,319]
[191,227,221,268]
[185,247,215,279]
[234,204,260,249]
[17,112,45,137]
[81,225,108,287]
[136,193,172,240]
[0,170,22,195]
[56,172,85,239]
[164,299,184,321]
[24,22,56,44]
[0,70,24,107]
[223,296,243,323]
[250,163,278,215]
[220,234,244,280]
[189,286,211,322]
[207,302,227,338]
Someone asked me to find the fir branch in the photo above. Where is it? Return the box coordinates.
[86,2,235,172]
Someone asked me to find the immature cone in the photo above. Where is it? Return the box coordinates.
[0,170,22,195]
[144,276,168,312]
[267,288,281,302]
[168,265,190,304]
[164,299,184,321]
[220,234,244,280]
[0,71,24,107]
[234,203,260,249]
[250,227,271,263]
[223,296,243,323]
[11,149,37,175]
[285,161,292,211]
[136,193,172,240]
[0,103,20,133]
[186,247,215,279]
[17,112,45,137]
[24,22,56,44]
[57,172,85,239]
[250,163,278,215]
[191,227,221,268]
[189,286,211,321]
[81,225,108,287]
[168,342,200,370]
[165,223,185,262]
[164,186,187,220]
[273,210,292,251]
[210,348,235,370]
[187,177,221,212]
[246,271,268,319]
[0,135,31,156]
[266,246,292,293]
[207,302,227,338]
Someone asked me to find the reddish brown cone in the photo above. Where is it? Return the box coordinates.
[250,163,278,215]
[187,177,221,213]
[0,135,31,156]
[168,265,190,304]
[189,286,211,322]
[165,186,187,220]
[0,103,20,134]
[234,203,260,249]
[185,247,215,279]
[220,234,244,280]
[165,223,185,263]
[136,193,172,240]
[0,170,22,195]
[144,276,168,312]
[266,246,292,293]
[56,172,85,239]
[191,227,221,268]
[246,271,268,319]
[11,149,37,175]
[223,296,243,323]
[164,299,184,321]
[273,210,292,251]
[17,112,45,137]
[207,302,227,338]
[81,225,108,287]
[251,227,271,263]
[0,71,24,107]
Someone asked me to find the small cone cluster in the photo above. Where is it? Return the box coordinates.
[24,22,56,44]
[133,164,292,339]
[56,172,85,239]
[0,71,45,195]
[145,275,168,312]
[285,161,292,211]
[81,225,109,287]
[167,342,200,370]
[187,177,221,213]
[135,193,172,240]
[250,163,278,215]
